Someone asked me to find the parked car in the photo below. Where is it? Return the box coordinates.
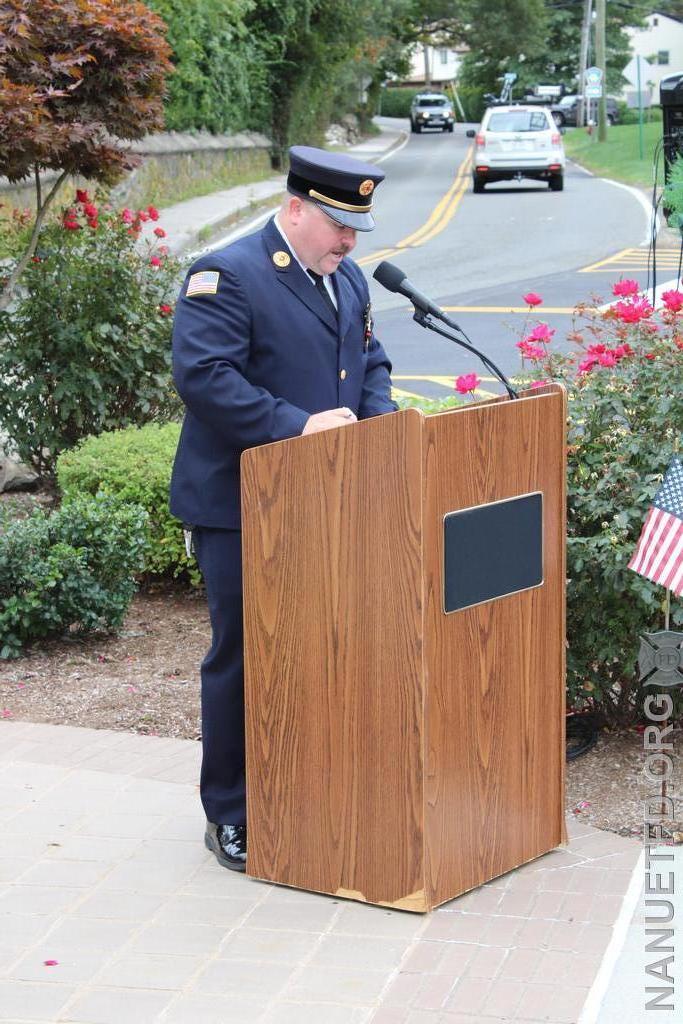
[466,104,566,192]
[550,94,619,127]
[410,92,455,133]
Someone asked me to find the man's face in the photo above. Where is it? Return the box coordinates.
[287,199,357,275]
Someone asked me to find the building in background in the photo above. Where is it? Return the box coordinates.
[403,44,464,89]
[623,10,683,106]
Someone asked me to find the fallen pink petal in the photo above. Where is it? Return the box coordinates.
[43,960,59,967]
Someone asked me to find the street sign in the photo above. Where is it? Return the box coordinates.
[584,66,603,99]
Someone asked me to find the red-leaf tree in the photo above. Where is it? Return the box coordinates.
[0,0,172,309]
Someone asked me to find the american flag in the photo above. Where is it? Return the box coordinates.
[628,456,683,597]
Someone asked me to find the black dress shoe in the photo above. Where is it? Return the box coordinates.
[205,821,247,872]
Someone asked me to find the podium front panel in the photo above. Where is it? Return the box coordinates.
[423,387,566,909]
[241,409,427,910]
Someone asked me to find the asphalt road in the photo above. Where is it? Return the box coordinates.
[355,118,665,398]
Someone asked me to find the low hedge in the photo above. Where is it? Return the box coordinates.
[0,493,147,658]
[55,422,196,582]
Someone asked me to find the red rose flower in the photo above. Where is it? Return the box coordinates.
[158,303,173,316]
[87,218,98,229]
[121,208,134,224]
[147,205,160,220]
[153,227,166,238]
[523,292,542,307]
[75,189,90,204]
[597,351,617,367]
[137,210,149,223]
[150,256,162,267]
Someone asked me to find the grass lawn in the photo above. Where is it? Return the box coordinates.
[563,119,666,188]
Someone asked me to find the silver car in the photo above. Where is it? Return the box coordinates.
[410,93,455,134]
[466,105,566,192]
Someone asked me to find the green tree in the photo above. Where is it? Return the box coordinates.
[248,0,381,163]
[457,0,547,97]
[0,0,171,310]
[522,1,648,97]
[147,0,270,134]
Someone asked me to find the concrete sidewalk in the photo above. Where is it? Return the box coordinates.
[142,120,408,258]
[0,720,642,1024]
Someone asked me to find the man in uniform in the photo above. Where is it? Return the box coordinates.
[170,146,397,871]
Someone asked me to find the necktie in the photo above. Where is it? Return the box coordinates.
[308,271,337,318]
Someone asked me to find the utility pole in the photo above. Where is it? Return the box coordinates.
[423,42,431,89]
[596,0,607,141]
[577,0,593,128]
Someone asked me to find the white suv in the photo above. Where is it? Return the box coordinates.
[466,105,566,192]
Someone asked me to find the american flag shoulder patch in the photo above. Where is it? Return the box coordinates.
[186,271,220,297]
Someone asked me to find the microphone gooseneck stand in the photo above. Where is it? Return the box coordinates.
[412,308,519,401]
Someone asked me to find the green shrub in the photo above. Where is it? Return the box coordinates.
[0,493,147,659]
[0,191,182,480]
[380,88,422,119]
[56,422,196,583]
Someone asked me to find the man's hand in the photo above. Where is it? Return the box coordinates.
[302,407,357,434]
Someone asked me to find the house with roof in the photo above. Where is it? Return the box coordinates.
[623,10,683,105]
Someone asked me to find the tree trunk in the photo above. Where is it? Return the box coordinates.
[423,42,431,89]
[0,168,69,312]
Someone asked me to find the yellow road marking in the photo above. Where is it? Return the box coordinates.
[580,247,682,273]
[391,386,427,399]
[441,305,575,314]
[392,373,499,398]
[357,148,474,268]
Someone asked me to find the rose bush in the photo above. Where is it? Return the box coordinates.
[511,283,683,725]
[0,193,182,479]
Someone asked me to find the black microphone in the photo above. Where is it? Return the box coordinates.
[372,260,518,400]
[373,261,456,327]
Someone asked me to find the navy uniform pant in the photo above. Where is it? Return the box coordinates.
[192,527,246,826]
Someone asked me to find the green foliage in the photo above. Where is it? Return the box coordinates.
[381,88,423,118]
[458,0,547,96]
[56,423,197,584]
[663,152,683,224]
[0,193,182,479]
[455,85,487,124]
[396,395,462,414]
[147,0,270,134]
[0,493,147,659]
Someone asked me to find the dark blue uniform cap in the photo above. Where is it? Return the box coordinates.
[287,146,385,232]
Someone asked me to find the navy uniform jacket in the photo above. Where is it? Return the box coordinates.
[170,217,397,529]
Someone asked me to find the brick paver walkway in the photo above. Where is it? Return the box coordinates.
[0,721,642,1023]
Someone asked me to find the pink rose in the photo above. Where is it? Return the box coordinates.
[526,323,555,344]
[523,292,542,307]
[455,373,480,394]
[611,279,639,298]
[662,289,683,313]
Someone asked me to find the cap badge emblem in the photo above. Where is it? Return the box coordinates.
[272,250,291,268]
[359,179,374,197]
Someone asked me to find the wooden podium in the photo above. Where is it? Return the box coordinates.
[240,384,566,912]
